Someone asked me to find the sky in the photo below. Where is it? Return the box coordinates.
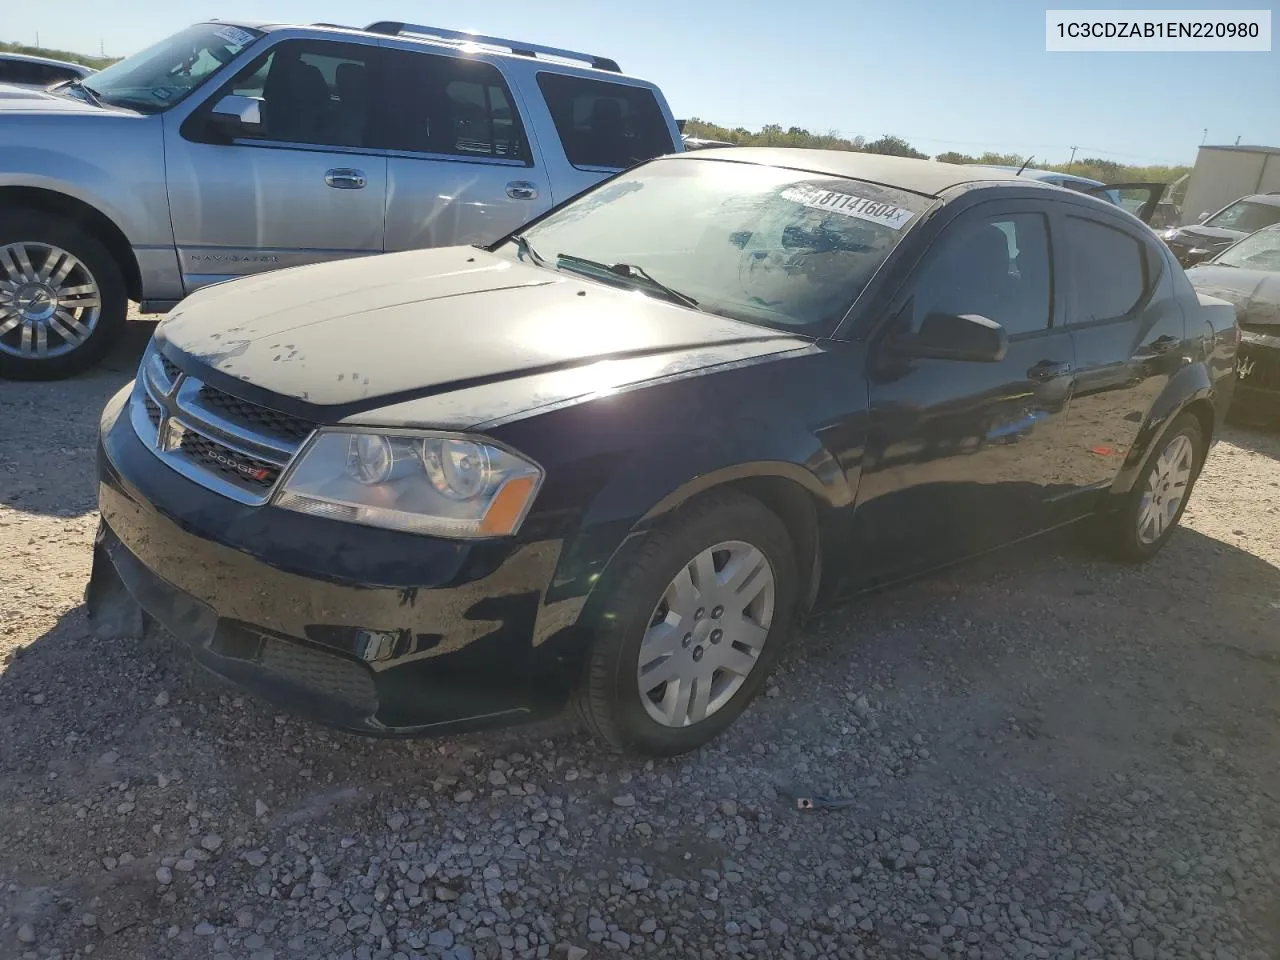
[7,0,1278,166]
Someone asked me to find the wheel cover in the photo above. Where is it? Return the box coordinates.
[636,540,775,728]
[1137,433,1194,545]
[0,242,102,360]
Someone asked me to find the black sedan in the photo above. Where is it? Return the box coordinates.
[89,149,1239,755]
[1186,223,1280,416]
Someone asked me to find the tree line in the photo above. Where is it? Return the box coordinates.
[683,119,1190,189]
[1,40,118,70]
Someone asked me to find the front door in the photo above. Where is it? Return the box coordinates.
[845,203,1076,588]
[378,47,551,253]
[1086,182,1167,224]
[164,37,388,293]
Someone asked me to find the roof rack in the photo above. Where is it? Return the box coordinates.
[364,21,621,72]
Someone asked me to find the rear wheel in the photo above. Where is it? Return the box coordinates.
[577,490,799,756]
[1101,413,1205,562]
[0,212,127,380]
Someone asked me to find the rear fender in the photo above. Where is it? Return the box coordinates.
[1107,361,1215,497]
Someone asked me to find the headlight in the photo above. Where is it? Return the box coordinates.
[275,431,543,537]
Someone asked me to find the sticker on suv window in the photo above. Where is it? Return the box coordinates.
[781,186,914,230]
[214,25,257,48]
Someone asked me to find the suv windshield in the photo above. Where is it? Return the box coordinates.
[1216,226,1280,272]
[505,158,930,333]
[81,23,262,113]
[1204,199,1280,233]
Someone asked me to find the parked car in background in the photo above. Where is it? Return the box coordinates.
[1185,223,1280,417]
[89,149,1236,755]
[0,19,681,380]
[0,52,95,89]
[1162,193,1280,268]
[984,165,1165,223]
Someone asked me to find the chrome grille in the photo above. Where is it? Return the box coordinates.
[130,347,314,505]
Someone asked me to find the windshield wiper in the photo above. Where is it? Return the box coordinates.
[556,254,701,311]
[64,78,104,106]
[509,233,549,268]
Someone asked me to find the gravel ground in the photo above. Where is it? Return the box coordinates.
[2,318,1279,960]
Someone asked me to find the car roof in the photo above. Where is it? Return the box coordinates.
[1239,193,1280,207]
[984,165,1106,187]
[674,148,1027,197]
[0,52,93,73]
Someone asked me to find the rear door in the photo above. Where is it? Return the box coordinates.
[1085,182,1167,224]
[166,37,388,293]
[379,48,552,252]
[1055,208,1188,511]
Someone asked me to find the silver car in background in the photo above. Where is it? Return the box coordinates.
[0,20,681,379]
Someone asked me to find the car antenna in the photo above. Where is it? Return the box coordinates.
[1015,154,1035,175]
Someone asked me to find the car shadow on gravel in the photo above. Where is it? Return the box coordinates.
[0,322,154,519]
[1222,418,1280,460]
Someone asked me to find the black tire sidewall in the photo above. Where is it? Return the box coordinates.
[1113,414,1205,561]
[0,212,127,380]
[585,492,799,756]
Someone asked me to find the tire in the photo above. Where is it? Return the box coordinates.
[1100,412,1206,562]
[577,490,799,756]
[0,211,128,380]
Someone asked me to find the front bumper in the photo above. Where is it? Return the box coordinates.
[90,385,581,736]
[1234,336,1280,411]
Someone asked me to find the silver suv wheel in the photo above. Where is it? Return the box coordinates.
[0,242,102,360]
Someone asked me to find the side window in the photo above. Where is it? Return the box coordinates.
[382,50,529,162]
[216,40,377,148]
[909,213,1053,336]
[1065,217,1148,323]
[535,72,675,169]
[0,60,43,85]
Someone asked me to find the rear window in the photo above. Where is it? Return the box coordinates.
[535,72,674,169]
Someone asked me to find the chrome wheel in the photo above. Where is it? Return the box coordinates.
[1137,433,1194,545]
[636,540,775,728]
[0,242,102,360]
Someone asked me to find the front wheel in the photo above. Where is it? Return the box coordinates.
[577,490,799,756]
[1100,412,1206,562]
[0,212,127,380]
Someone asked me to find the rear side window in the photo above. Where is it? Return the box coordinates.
[0,60,46,85]
[382,50,529,162]
[535,72,674,169]
[1066,217,1148,322]
[908,213,1053,336]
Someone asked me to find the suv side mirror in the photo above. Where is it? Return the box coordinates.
[905,312,1008,363]
[208,94,262,134]
[1197,211,1210,223]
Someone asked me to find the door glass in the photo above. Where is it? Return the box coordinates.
[219,40,377,148]
[909,213,1052,335]
[382,50,530,162]
[1066,217,1148,322]
[535,72,674,169]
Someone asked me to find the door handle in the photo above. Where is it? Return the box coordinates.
[324,168,367,189]
[1149,334,1180,354]
[506,181,539,200]
[1027,360,1073,382]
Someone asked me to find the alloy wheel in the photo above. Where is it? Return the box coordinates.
[1136,433,1194,545]
[636,540,775,727]
[0,242,102,360]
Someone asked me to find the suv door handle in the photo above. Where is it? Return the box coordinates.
[506,181,538,200]
[1027,360,1073,381]
[324,168,366,189]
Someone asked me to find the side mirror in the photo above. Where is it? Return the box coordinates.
[1197,211,1210,223]
[208,94,261,133]
[904,312,1008,363]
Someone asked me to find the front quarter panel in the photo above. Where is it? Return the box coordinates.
[486,344,867,639]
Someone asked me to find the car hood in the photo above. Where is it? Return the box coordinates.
[158,247,805,419]
[0,84,138,115]
[1185,264,1280,327]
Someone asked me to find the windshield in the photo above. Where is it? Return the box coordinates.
[82,23,262,113]
[1216,226,1280,272]
[1204,200,1280,233]
[504,158,930,333]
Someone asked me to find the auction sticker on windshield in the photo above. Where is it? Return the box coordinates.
[781,186,914,230]
[214,25,258,47]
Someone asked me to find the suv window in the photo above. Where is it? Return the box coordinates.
[1066,217,1148,322]
[0,59,48,86]
[382,50,528,162]
[909,213,1053,336]
[219,40,377,148]
[535,73,674,169]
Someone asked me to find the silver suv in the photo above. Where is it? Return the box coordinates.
[0,20,681,379]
